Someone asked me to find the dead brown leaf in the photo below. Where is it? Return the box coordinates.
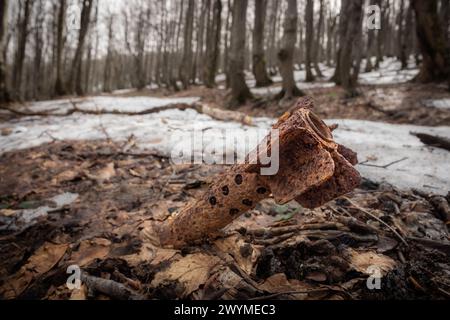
[151,253,221,297]
[346,248,396,276]
[0,242,68,299]
[70,238,111,267]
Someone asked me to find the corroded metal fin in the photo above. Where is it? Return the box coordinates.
[295,151,361,209]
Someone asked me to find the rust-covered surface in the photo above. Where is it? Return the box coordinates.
[159,97,361,248]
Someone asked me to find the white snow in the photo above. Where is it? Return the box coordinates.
[21,96,201,114]
[331,120,450,194]
[1,95,449,194]
[248,57,419,97]
[359,57,419,85]
[425,99,450,110]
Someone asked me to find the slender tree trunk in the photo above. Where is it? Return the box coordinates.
[412,0,450,84]
[298,18,304,68]
[69,0,93,95]
[375,0,385,68]
[12,0,33,100]
[305,0,315,82]
[33,0,44,100]
[326,10,336,67]
[181,0,195,89]
[277,0,304,101]
[313,0,324,77]
[252,0,272,87]
[365,28,375,72]
[103,17,114,93]
[0,0,10,103]
[55,0,66,96]
[204,0,222,88]
[333,0,364,95]
[223,0,232,87]
[194,0,208,84]
[441,0,450,43]
[267,0,280,72]
[227,0,252,107]
[398,0,408,69]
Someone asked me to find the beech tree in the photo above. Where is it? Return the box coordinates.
[0,0,10,102]
[68,0,94,95]
[305,0,315,82]
[252,0,272,87]
[411,0,450,85]
[278,0,304,101]
[227,0,252,107]
[332,0,364,95]
[181,0,194,89]
[204,0,222,88]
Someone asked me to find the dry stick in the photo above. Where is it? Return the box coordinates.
[343,197,409,246]
[359,157,409,169]
[81,273,145,300]
[411,132,450,152]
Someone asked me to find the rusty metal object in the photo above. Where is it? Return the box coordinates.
[158,97,361,248]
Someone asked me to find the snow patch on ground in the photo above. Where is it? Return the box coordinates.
[248,57,419,96]
[359,58,419,85]
[22,96,201,114]
[331,120,450,194]
[425,99,450,110]
[1,96,449,194]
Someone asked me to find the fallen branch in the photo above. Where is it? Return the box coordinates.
[411,132,450,152]
[1,102,254,125]
[81,273,145,300]
[359,157,409,169]
[343,197,409,246]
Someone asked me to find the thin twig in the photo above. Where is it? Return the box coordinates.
[343,197,409,246]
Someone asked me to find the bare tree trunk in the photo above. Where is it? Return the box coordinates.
[326,10,336,67]
[305,0,315,82]
[55,0,66,96]
[267,0,280,72]
[441,0,450,42]
[313,0,324,78]
[298,18,304,68]
[204,0,222,88]
[103,17,114,93]
[69,0,93,95]
[0,0,10,103]
[194,0,208,84]
[252,0,272,87]
[12,0,33,100]
[398,0,408,69]
[33,0,44,100]
[365,28,375,73]
[375,0,385,69]
[412,0,450,84]
[277,0,304,101]
[223,0,232,87]
[227,0,252,107]
[333,0,364,95]
[181,0,195,89]
[364,0,377,72]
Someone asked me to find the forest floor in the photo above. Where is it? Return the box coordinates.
[0,60,449,300]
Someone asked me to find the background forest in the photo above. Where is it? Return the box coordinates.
[0,0,449,105]
[0,0,450,301]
